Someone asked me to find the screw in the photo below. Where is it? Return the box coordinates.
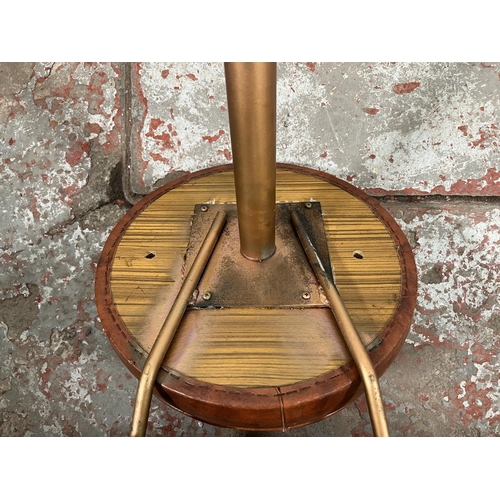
[201,205,209,212]
[302,291,311,300]
[202,292,212,301]
[305,202,312,209]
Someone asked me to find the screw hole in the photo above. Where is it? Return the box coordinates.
[144,252,156,259]
[353,250,364,260]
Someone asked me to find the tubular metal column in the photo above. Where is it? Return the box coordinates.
[224,62,277,261]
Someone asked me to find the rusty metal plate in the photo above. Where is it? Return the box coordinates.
[185,202,333,308]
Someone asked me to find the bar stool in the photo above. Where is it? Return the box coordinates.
[95,63,417,436]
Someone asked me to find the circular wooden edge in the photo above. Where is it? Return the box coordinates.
[95,163,417,431]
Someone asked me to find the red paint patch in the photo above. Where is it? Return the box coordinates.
[481,63,493,68]
[65,141,89,168]
[8,138,14,146]
[161,69,169,79]
[186,73,197,81]
[366,166,500,196]
[103,130,120,155]
[306,62,316,72]
[470,127,496,148]
[39,357,64,398]
[470,343,495,365]
[95,369,111,393]
[320,152,327,158]
[146,118,175,150]
[409,324,461,350]
[149,152,168,163]
[355,396,368,414]
[458,125,468,136]
[393,82,420,94]
[62,181,82,203]
[452,379,500,426]
[84,122,101,135]
[362,107,379,115]
[368,154,376,160]
[202,129,225,143]
[77,301,91,323]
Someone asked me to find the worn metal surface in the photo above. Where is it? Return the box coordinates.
[291,208,389,437]
[225,63,277,261]
[130,210,227,436]
[188,202,330,308]
[130,62,500,197]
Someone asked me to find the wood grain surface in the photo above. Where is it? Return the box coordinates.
[96,164,417,430]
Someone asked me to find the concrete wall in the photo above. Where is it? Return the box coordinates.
[0,62,499,436]
[131,62,500,196]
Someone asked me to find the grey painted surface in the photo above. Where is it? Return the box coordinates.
[131,62,500,196]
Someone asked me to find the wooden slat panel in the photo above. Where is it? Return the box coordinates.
[110,169,402,387]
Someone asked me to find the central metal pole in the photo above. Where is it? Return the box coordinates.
[224,62,276,261]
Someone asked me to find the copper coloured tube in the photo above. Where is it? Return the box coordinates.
[130,211,227,437]
[291,210,389,437]
[224,62,276,261]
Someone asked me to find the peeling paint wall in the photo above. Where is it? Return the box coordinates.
[130,62,500,196]
[0,63,132,436]
[381,201,500,436]
[130,62,230,192]
[1,63,121,255]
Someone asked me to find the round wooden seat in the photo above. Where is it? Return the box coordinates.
[95,164,417,431]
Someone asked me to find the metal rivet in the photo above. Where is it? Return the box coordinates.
[201,205,209,212]
[202,292,212,301]
[305,202,312,209]
[302,291,311,300]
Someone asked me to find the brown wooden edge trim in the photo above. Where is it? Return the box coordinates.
[95,163,418,431]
